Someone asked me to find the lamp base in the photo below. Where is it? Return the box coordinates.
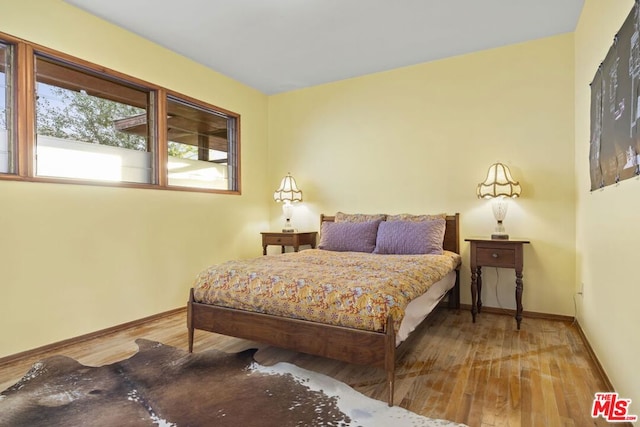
[492,219,508,240]
[282,218,295,233]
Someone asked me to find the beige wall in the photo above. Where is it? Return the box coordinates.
[575,0,639,412]
[0,0,269,357]
[268,34,576,318]
[4,1,635,413]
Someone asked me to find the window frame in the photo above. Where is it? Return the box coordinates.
[164,90,240,192]
[34,52,156,185]
[0,39,17,175]
[0,31,241,195]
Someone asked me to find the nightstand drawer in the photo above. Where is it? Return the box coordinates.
[262,234,296,246]
[476,247,515,268]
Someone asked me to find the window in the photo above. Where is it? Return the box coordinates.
[34,55,154,183]
[0,31,240,194]
[0,42,14,174]
[166,96,238,191]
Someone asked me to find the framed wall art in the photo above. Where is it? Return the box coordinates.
[590,2,640,190]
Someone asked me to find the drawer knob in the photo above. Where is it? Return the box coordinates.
[492,253,498,258]
[276,238,282,242]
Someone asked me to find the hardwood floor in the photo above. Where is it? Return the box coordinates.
[0,308,615,426]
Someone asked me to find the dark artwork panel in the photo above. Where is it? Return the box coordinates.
[590,3,640,190]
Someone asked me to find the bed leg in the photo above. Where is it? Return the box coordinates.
[187,288,194,353]
[449,268,461,309]
[387,369,395,407]
[385,316,396,406]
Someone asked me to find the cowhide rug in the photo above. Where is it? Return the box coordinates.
[0,339,467,427]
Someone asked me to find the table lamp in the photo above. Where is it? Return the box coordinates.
[273,173,303,232]
[477,162,521,239]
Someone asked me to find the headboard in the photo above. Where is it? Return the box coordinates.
[320,213,460,254]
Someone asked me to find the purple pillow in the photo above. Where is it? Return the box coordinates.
[318,220,381,253]
[373,219,445,255]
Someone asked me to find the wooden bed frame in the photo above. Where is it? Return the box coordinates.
[187,213,460,406]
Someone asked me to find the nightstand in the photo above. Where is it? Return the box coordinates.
[465,237,530,329]
[261,231,318,255]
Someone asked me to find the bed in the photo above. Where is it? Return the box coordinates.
[187,213,461,406]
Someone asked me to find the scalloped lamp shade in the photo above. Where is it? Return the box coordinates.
[477,163,521,199]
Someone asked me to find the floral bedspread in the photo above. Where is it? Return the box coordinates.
[193,249,461,334]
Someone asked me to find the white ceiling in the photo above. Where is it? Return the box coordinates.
[64,0,585,95]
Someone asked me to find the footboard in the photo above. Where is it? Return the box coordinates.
[187,288,397,405]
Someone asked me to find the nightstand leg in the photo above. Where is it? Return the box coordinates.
[477,267,483,314]
[515,270,524,330]
[470,267,478,322]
